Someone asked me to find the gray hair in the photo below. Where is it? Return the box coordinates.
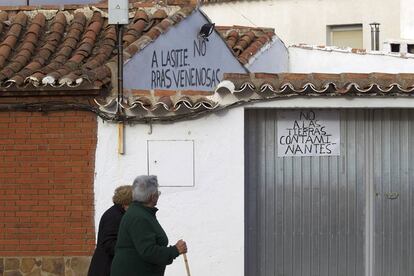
[132,175,159,202]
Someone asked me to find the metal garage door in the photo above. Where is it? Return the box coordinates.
[372,110,414,276]
[245,109,414,276]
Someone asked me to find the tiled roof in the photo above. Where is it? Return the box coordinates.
[0,5,194,92]
[217,73,414,95]
[118,7,194,61]
[0,4,276,94]
[98,0,196,6]
[93,72,414,122]
[2,5,412,122]
[199,0,235,4]
[95,89,217,117]
[216,25,276,64]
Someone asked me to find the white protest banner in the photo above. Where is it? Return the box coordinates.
[277,110,340,157]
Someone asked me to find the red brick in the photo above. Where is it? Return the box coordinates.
[30,217,50,223]
[154,89,178,96]
[0,111,96,256]
[1,206,19,211]
[31,205,50,211]
[181,90,213,96]
[0,240,20,245]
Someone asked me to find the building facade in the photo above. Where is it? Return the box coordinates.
[201,0,414,51]
[0,2,413,276]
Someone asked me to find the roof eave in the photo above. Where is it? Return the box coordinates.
[0,84,105,97]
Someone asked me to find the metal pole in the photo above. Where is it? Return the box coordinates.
[369,23,380,51]
[375,24,380,51]
[116,24,125,154]
[370,24,375,51]
[116,24,124,114]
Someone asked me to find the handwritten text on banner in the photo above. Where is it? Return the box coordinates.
[277,110,340,157]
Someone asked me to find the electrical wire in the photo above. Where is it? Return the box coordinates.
[0,99,247,124]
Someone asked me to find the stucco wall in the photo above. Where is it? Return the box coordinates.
[201,0,401,49]
[94,99,414,276]
[400,0,414,39]
[94,109,245,276]
[95,46,414,276]
[247,38,289,73]
[289,47,414,73]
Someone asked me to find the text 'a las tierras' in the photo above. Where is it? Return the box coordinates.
[279,117,337,155]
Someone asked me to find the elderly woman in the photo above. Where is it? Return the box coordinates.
[88,185,133,276]
[111,175,187,276]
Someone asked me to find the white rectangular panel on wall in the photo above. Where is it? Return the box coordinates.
[147,140,194,187]
[108,0,129,25]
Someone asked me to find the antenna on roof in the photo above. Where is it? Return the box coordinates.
[109,0,129,154]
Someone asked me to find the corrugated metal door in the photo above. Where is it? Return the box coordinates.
[372,110,414,276]
[245,109,366,276]
[245,109,414,276]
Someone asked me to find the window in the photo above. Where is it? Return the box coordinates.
[327,24,363,49]
[390,43,401,53]
[407,44,414,54]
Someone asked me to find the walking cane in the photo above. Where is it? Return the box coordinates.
[183,253,191,276]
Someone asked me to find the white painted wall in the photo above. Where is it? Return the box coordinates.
[95,39,414,276]
[289,47,414,73]
[400,0,414,39]
[93,97,414,276]
[94,109,245,276]
[201,0,400,50]
[247,38,289,73]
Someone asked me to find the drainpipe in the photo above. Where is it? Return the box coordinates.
[369,23,380,51]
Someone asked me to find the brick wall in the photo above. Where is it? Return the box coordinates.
[0,111,97,257]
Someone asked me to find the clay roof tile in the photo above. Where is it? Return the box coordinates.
[0,6,198,90]
[133,10,149,23]
[153,9,168,20]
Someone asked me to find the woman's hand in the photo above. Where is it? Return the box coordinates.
[175,239,187,254]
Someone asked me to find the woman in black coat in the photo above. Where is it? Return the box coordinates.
[88,185,132,276]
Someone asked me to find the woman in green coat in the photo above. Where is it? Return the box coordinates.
[111,175,187,276]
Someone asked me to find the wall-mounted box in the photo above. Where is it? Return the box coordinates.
[108,0,129,25]
[147,140,195,187]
